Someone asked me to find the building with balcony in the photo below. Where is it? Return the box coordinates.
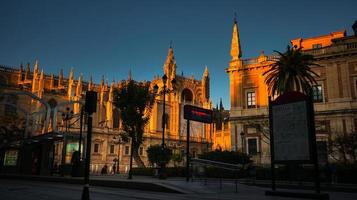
[227,19,357,165]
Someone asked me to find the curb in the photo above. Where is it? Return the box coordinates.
[239,180,357,193]
[0,174,184,194]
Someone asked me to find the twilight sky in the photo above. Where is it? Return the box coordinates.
[0,0,356,109]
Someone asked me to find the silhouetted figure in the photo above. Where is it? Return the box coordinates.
[101,164,108,175]
[71,151,80,177]
[112,164,116,175]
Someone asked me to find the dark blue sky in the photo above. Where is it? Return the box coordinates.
[1,0,356,108]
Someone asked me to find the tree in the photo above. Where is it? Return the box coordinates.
[329,132,357,165]
[263,45,320,96]
[146,145,172,167]
[113,80,155,179]
[244,119,270,144]
[171,152,183,167]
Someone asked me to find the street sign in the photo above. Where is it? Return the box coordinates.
[184,105,213,124]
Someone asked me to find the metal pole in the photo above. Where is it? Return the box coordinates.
[186,119,190,182]
[61,117,68,173]
[309,96,320,194]
[82,114,92,200]
[117,144,120,174]
[79,108,83,160]
[162,84,166,148]
[268,97,276,191]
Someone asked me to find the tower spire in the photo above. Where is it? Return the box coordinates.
[163,44,176,78]
[230,14,242,60]
[58,69,63,88]
[88,74,93,91]
[219,98,224,110]
[128,69,132,81]
[203,66,209,77]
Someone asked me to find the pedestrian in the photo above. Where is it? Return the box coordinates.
[330,163,337,184]
[112,164,116,175]
[101,164,108,175]
[71,151,80,177]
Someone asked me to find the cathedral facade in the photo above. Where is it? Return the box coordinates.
[227,19,357,165]
[0,47,213,175]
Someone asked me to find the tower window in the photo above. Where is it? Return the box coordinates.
[247,92,256,108]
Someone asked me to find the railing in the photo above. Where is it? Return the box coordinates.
[242,58,258,65]
[304,41,357,57]
[190,158,246,192]
[242,55,279,65]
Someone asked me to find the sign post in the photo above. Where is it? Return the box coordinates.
[82,91,97,200]
[266,91,328,200]
[183,105,213,182]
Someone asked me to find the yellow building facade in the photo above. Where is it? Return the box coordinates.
[0,47,213,174]
[227,19,357,165]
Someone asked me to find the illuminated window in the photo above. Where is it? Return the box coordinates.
[124,146,130,155]
[312,43,322,49]
[247,92,256,108]
[109,144,115,154]
[247,138,258,155]
[312,85,323,102]
[94,143,100,153]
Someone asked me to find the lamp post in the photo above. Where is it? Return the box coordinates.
[153,74,176,148]
[61,107,74,174]
[113,135,125,174]
[153,74,176,178]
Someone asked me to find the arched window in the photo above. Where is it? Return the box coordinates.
[48,98,58,119]
[113,108,120,129]
[181,88,193,103]
[164,113,169,129]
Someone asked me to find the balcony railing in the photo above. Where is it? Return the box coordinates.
[304,41,357,57]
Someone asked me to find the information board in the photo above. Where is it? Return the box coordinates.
[272,101,310,161]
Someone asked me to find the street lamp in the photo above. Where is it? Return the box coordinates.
[153,74,176,148]
[61,107,74,173]
[113,135,125,174]
[153,74,176,178]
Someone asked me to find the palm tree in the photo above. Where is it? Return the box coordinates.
[263,45,320,96]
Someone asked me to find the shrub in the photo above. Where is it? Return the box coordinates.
[146,145,172,166]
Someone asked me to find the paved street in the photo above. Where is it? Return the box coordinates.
[1,179,357,200]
